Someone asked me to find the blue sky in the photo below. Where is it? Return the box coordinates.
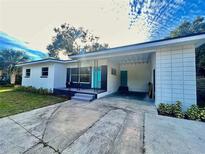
[129,0,205,40]
[0,0,205,59]
[0,32,47,60]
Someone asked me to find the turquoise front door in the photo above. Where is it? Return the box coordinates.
[93,67,101,89]
[121,71,127,86]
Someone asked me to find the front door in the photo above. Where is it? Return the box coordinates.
[101,65,107,90]
[121,71,127,86]
[66,68,70,82]
[93,67,101,89]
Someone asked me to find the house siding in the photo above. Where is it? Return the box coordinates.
[98,60,120,98]
[22,63,55,91]
[155,45,196,109]
[53,63,67,88]
[107,61,120,94]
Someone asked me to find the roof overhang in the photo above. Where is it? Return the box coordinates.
[16,59,78,67]
[70,33,205,60]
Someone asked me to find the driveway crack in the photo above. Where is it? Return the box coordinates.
[22,142,41,154]
[42,104,62,140]
[102,104,134,114]
[8,116,61,153]
[142,113,146,154]
[8,116,43,141]
[108,111,129,153]
[60,109,113,153]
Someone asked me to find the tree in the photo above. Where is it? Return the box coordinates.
[168,16,205,76]
[170,16,205,38]
[0,49,29,84]
[47,23,108,58]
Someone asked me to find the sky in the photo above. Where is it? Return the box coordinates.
[0,0,205,59]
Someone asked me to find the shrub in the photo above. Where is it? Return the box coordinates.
[200,108,205,122]
[158,103,173,115]
[0,80,10,86]
[158,101,184,118]
[186,105,201,120]
[158,103,166,115]
[158,102,205,122]
[172,101,185,118]
[15,86,51,95]
[0,83,14,87]
[38,88,50,95]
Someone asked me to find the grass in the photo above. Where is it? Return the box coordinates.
[0,87,67,118]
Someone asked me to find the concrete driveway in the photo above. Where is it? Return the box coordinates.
[0,96,156,154]
[2,95,205,154]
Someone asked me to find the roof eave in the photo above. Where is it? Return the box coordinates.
[16,59,78,67]
[70,33,205,59]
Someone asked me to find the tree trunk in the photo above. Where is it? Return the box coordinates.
[10,73,16,84]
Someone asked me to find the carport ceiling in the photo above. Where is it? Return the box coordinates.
[110,53,151,64]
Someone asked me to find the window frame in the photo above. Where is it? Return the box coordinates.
[71,68,79,83]
[25,69,31,78]
[70,67,91,83]
[41,67,49,78]
[111,68,117,76]
[79,67,91,83]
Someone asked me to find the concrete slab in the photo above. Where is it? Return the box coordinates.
[62,109,127,154]
[95,95,157,114]
[42,103,108,152]
[112,112,144,154]
[0,117,40,154]
[145,114,205,154]
[9,102,63,138]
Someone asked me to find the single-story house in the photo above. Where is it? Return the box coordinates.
[17,33,205,109]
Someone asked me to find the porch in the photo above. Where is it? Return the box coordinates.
[53,87,106,101]
[54,51,156,102]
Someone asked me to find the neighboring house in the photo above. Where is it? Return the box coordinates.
[17,33,205,109]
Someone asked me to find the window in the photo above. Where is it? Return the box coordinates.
[80,67,91,83]
[71,68,79,82]
[111,68,117,76]
[25,69,30,77]
[41,67,48,77]
[70,67,91,83]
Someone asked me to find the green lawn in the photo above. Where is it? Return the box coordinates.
[0,87,67,118]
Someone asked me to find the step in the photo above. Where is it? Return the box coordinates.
[74,93,95,99]
[72,95,94,102]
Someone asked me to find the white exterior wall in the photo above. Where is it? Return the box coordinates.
[53,63,67,88]
[155,45,196,109]
[120,63,151,92]
[98,60,120,98]
[22,63,55,91]
[107,61,120,94]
